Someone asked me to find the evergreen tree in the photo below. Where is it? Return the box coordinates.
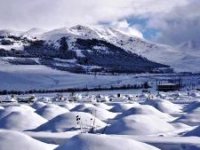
[59,37,68,54]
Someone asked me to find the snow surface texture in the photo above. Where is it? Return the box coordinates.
[0,130,56,150]
[0,90,200,149]
[34,112,107,132]
[56,133,160,150]
[36,104,69,120]
[105,114,175,135]
[0,110,47,131]
[0,54,199,91]
[0,60,148,90]
[145,99,182,114]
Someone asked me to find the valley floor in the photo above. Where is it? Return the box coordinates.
[0,58,199,91]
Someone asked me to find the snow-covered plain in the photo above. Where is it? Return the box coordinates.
[0,90,200,150]
[0,57,200,91]
[0,58,148,90]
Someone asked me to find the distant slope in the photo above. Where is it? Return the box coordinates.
[1,25,199,72]
[40,25,200,72]
[0,58,151,91]
[0,26,170,74]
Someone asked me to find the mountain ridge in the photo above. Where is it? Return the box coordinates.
[0,25,198,73]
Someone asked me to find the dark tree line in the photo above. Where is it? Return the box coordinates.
[59,37,69,54]
[0,82,151,95]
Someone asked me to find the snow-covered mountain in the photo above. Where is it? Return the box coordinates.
[0,25,199,73]
[178,40,200,51]
[0,26,170,74]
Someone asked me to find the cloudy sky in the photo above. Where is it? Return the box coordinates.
[0,0,199,45]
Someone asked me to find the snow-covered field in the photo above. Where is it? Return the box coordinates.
[0,59,143,90]
[0,58,200,91]
[0,55,200,150]
[0,57,152,90]
[1,90,200,150]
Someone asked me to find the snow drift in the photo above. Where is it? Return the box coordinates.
[0,130,56,150]
[145,99,182,114]
[105,114,175,135]
[34,112,107,132]
[0,110,47,131]
[56,133,160,150]
[36,104,69,120]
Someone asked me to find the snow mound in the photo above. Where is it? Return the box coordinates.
[71,103,96,111]
[20,104,36,112]
[105,115,175,135]
[183,101,200,112]
[0,105,31,119]
[171,122,191,130]
[94,103,113,110]
[118,105,174,121]
[145,99,182,114]
[0,106,4,110]
[77,106,117,121]
[59,103,79,110]
[0,130,56,150]
[34,112,107,132]
[175,108,200,126]
[188,92,200,98]
[109,103,139,112]
[56,133,159,150]
[184,125,200,137]
[0,110,47,131]
[32,101,47,110]
[36,104,69,120]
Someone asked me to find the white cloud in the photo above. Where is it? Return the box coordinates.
[1,0,198,47]
[110,20,144,38]
[0,0,188,30]
[148,0,200,45]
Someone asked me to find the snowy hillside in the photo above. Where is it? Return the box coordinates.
[0,25,170,74]
[40,25,200,73]
[0,25,199,72]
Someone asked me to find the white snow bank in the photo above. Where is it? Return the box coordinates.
[32,101,47,110]
[0,130,56,150]
[94,103,113,110]
[145,99,182,114]
[71,103,96,111]
[118,105,174,121]
[20,104,36,112]
[109,103,139,112]
[59,103,79,110]
[76,106,117,121]
[105,115,175,135]
[175,108,200,126]
[188,92,200,98]
[184,125,200,137]
[34,112,106,132]
[26,130,81,145]
[183,101,200,112]
[0,105,32,119]
[171,122,191,130]
[0,106,4,110]
[0,110,47,131]
[56,133,160,150]
[36,104,69,120]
